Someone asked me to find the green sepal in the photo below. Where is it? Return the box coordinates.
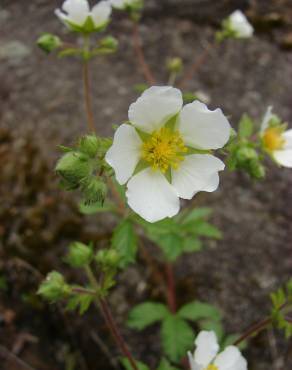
[37,33,62,53]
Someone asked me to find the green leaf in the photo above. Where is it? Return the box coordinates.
[58,48,83,58]
[238,114,254,138]
[79,200,114,214]
[151,233,184,261]
[128,302,170,330]
[66,293,94,315]
[161,315,195,362]
[157,358,180,370]
[186,221,222,239]
[181,208,213,224]
[199,320,224,342]
[121,358,149,370]
[112,219,138,268]
[134,83,149,94]
[178,301,222,322]
[182,238,203,253]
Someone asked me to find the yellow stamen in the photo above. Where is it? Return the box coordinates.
[263,127,285,152]
[141,127,187,172]
[205,365,219,370]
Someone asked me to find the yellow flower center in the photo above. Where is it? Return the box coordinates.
[263,127,285,152]
[141,127,187,172]
[205,365,219,370]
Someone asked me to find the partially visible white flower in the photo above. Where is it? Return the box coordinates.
[261,106,292,168]
[110,0,141,10]
[188,331,247,370]
[105,86,231,223]
[55,0,111,31]
[228,10,254,38]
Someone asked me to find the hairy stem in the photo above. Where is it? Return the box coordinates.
[82,35,96,133]
[132,22,156,85]
[85,266,138,370]
[165,263,177,313]
[179,40,216,89]
[233,317,272,346]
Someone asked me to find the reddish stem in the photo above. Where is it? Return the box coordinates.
[132,22,156,85]
[82,61,96,133]
[233,317,272,346]
[99,298,139,370]
[179,40,216,89]
[165,263,177,313]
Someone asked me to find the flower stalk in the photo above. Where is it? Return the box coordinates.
[165,263,177,313]
[132,22,156,85]
[84,266,138,370]
[82,36,96,133]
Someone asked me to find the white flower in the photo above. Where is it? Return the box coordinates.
[110,0,139,10]
[188,331,247,370]
[55,0,111,31]
[105,86,231,223]
[228,10,254,38]
[261,106,292,168]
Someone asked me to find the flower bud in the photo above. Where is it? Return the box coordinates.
[81,177,107,205]
[166,57,183,74]
[236,147,258,162]
[79,135,99,158]
[38,271,71,302]
[37,33,62,53]
[95,249,120,269]
[65,242,93,267]
[55,152,91,189]
[99,36,118,52]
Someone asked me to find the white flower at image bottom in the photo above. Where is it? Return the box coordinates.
[55,0,111,31]
[106,86,231,223]
[188,331,247,370]
[228,10,254,38]
[261,106,292,168]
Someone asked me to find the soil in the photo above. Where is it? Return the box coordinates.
[0,0,292,369]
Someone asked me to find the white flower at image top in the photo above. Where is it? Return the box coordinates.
[228,10,254,38]
[105,86,231,223]
[55,0,111,31]
[261,106,292,168]
[188,331,247,370]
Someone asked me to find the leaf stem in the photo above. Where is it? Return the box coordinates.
[132,22,156,85]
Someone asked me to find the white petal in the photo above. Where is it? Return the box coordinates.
[105,124,142,185]
[91,1,112,27]
[55,8,69,23]
[187,352,203,370]
[229,10,254,38]
[178,101,231,150]
[214,346,247,370]
[260,106,273,132]
[273,149,292,168]
[128,86,183,133]
[171,154,225,199]
[194,331,219,367]
[283,129,292,149]
[126,168,180,223]
[62,0,90,25]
